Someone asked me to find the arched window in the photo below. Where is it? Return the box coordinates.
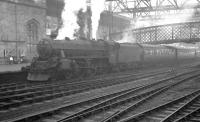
[27,19,39,42]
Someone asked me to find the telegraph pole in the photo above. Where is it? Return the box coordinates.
[108,1,113,41]
[14,0,18,59]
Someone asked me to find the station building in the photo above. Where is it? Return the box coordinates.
[0,0,46,62]
[0,0,131,63]
[97,11,131,40]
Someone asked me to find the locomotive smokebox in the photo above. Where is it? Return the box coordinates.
[50,28,58,39]
[65,37,70,41]
[37,39,53,60]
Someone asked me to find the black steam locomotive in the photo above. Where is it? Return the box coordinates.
[27,38,197,81]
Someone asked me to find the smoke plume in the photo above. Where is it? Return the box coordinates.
[74,8,92,39]
[57,0,106,40]
[56,0,87,40]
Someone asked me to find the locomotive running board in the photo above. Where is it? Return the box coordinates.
[27,73,50,81]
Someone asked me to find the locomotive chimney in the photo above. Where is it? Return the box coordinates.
[50,28,59,39]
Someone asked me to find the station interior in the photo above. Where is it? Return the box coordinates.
[0,0,200,122]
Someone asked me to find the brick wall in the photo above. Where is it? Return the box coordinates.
[0,0,46,60]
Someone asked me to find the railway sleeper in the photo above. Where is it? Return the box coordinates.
[0,89,29,96]
[190,117,200,122]
[0,83,17,88]
[0,93,35,102]
[0,85,26,91]
[191,103,200,107]
[0,101,21,110]
[183,109,194,113]
[0,84,65,97]
[147,116,164,120]
[1,98,36,110]
[0,88,85,109]
[152,113,169,118]
[32,96,47,103]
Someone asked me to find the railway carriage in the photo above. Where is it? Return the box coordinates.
[142,44,177,66]
[176,48,197,59]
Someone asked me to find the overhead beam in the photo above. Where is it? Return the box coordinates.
[105,0,200,21]
[120,4,200,13]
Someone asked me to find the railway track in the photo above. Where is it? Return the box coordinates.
[161,91,200,122]
[0,64,198,121]
[9,69,200,122]
[173,98,200,122]
[0,67,180,111]
[118,89,200,122]
[0,66,169,90]
[0,63,196,93]
[56,71,200,122]
[0,68,174,112]
[0,61,197,87]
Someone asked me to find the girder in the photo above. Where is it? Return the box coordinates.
[121,4,200,13]
[109,21,200,44]
[105,0,200,19]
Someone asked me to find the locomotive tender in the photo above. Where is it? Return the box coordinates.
[27,38,197,81]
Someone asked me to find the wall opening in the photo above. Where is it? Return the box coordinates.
[27,19,39,42]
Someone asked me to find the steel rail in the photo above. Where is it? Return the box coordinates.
[100,72,200,122]
[58,85,169,122]
[0,62,196,92]
[162,92,200,122]
[0,69,174,111]
[174,108,200,122]
[118,89,200,122]
[0,67,172,94]
[2,70,199,120]
[42,70,199,122]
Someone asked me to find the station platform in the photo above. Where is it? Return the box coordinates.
[0,63,30,74]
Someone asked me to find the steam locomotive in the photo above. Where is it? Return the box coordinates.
[27,38,197,81]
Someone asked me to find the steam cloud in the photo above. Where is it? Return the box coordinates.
[56,0,87,40]
[91,0,105,39]
[132,9,195,29]
[119,2,198,43]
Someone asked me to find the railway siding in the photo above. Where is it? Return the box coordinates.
[0,70,171,112]
[116,73,200,122]
[79,72,200,122]
[0,64,199,122]
[119,89,200,122]
[0,73,167,122]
